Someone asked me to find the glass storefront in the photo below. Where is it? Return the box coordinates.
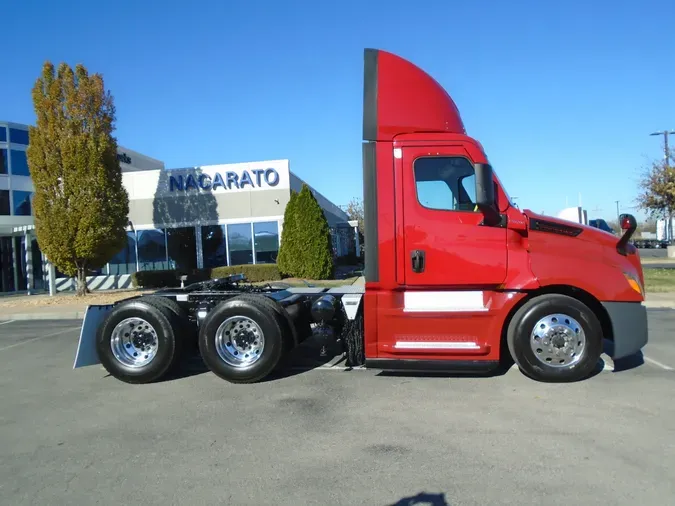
[201,221,279,269]
[167,227,197,270]
[0,217,360,293]
[104,220,281,279]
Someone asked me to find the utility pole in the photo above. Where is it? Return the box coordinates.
[650,130,675,242]
[650,130,675,164]
[615,200,620,224]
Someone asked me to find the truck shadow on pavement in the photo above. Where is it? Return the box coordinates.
[162,336,342,382]
[375,354,613,382]
[387,492,450,506]
[158,338,645,383]
[603,339,645,373]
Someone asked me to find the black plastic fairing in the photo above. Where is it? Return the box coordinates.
[363,49,379,142]
[362,142,379,282]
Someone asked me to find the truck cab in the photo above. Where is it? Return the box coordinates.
[73,48,648,386]
[360,49,647,382]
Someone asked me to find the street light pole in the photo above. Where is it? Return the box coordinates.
[650,130,675,165]
[615,200,620,223]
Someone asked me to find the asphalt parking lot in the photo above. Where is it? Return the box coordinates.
[1,312,675,506]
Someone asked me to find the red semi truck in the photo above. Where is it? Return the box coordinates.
[73,48,648,384]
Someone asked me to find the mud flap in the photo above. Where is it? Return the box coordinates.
[73,305,113,369]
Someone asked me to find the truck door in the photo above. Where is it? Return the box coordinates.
[400,145,507,287]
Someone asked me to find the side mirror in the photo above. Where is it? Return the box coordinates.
[616,213,637,256]
[620,214,637,232]
[474,163,500,226]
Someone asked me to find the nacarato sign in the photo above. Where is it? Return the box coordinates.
[169,167,280,192]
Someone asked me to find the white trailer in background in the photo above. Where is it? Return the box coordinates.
[656,217,674,242]
[556,206,588,225]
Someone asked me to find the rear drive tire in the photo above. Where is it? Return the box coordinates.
[143,295,197,349]
[96,298,184,384]
[198,296,286,384]
[507,294,603,383]
[227,294,297,352]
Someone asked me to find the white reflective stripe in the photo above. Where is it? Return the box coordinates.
[403,291,486,312]
[394,341,480,350]
[393,148,402,159]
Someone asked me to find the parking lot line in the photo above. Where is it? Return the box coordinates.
[0,320,16,326]
[0,326,80,352]
[643,356,674,371]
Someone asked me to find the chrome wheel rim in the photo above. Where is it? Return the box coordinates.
[530,313,586,368]
[110,317,159,368]
[215,316,265,368]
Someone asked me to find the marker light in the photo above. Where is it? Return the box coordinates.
[624,272,644,297]
[621,215,635,230]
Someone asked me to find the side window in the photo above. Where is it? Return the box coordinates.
[413,156,478,212]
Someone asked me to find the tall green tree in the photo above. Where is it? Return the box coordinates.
[277,184,334,279]
[636,148,675,241]
[277,189,299,276]
[27,62,130,296]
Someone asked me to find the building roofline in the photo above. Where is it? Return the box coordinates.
[0,121,30,130]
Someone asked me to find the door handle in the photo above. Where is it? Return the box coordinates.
[411,250,425,273]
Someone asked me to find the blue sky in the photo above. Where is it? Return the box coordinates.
[3,0,673,222]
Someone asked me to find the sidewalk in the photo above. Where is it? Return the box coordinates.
[0,289,152,321]
[0,287,671,321]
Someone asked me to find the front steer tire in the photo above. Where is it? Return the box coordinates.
[96,298,184,384]
[198,296,286,384]
[506,294,603,383]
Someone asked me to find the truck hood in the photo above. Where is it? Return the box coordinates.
[521,210,644,300]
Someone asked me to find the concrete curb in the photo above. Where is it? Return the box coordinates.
[643,302,675,309]
[0,312,87,321]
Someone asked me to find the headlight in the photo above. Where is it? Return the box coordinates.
[623,271,644,297]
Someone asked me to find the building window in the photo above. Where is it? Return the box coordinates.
[253,221,279,263]
[0,149,7,175]
[227,223,253,265]
[202,225,228,268]
[13,191,32,216]
[109,232,137,275]
[0,126,6,142]
[14,237,27,291]
[10,150,29,176]
[137,229,168,271]
[0,237,15,292]
[0,190,9,216]
[167,227,197,271]
[9,128,29,145]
